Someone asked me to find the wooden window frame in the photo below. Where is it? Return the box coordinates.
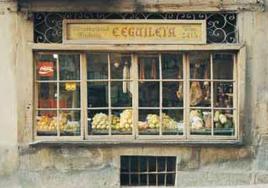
[32,43,245,144]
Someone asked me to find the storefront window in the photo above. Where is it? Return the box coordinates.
[35,53,81,137]
[35,51,237,140]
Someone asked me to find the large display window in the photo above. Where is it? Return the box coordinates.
[34,51,238,141]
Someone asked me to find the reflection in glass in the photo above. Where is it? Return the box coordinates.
[111,82,132,107]
[214,82,233,108]
[139,82,159,107]
[36,110,57,136]
[111,109,132,135]
[190,109,212,135]
[59,54,80,80]
[189,52,210,79]
[59,110,81,136]
[36,54,57,80]
[110,53,131,79]
[88,109,109,135]
[88,82,108,107]
[138,55,159,80]
[162,109,184,135]
[37,83,57,108]
[162,53,183,79]
[138,110,159,135]
[87,53,108,80]
[190,81,211,107]
[214,109,234,136]
[213,53,234,80]
[163,82,183,107]
[59,83,80,108]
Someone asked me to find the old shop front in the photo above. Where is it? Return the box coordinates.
[1,0,268,187]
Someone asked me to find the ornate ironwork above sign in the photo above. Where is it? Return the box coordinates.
[63,20,206,44]
[34,12,238,44]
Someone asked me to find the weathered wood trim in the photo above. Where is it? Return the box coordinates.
[31,43,244,52]
[18,0,265,13]
[29,139,243,146]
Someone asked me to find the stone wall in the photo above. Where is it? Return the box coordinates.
[1,0,268,187]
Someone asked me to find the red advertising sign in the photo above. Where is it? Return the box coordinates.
[38,61,54,77]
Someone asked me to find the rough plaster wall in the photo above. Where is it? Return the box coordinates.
[1,0,268,187]
[252,7,268,137]
[0,1,18,176]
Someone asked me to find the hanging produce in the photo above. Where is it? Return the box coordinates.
[122,61,130,93]
[151,59,157,79]
[190,64,203,106]
[139,61,145,82]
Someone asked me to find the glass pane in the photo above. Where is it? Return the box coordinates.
[59,54,80,80]
[162,53,183,79]
[36,110,57,136]
[158,157,166,172]
[139,82,159,107]
[87,53,108,80]
[214,109,235,136]
[88,82,108,108]
[190,109,212,135]
[110,53,131,79]
[138,109,160,135]
[88,109,109,135]
[121,174,129,186]
[138,55,159,80]
[59,83,80,108]
[149,174,156,186]
[111,82,132,107]
[140,174,147,186]
[59,110,81,136]
[37,83,57,108]
[166,173,176,186]
[148,157,156,172]
[214,82,233,108]
[158,174,165,186]
[163,82,183,107]
[36,54,57,81]
[190,81,211,107]
[162,109,184,135]
[111,109,133,135]
[189,52,210,79]
[213,53,234,80]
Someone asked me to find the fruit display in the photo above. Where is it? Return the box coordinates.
[119,109,133,131]
[91,110,133,132]
[111,115,120,130]
[37,115,57,132]
[91,113,109,130]
[214,111,233,129]
[190,110,204,130]
[36,112,79,133]
[91,110,184,132]
[146,114,160,129]
[139,113,183,131]
[162,113,178,130]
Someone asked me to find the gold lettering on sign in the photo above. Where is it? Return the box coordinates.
[64,21,206,44]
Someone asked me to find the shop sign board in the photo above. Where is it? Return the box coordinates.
[63,20,206,44]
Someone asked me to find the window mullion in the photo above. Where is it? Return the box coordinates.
[81,53,87,139]
[183,53,189,139]
[234,54,238,138]
[210,53,214,136]
[108,53,112,136]
[159,53,163,136]
[132,54,139,138]
[56,54,60,137]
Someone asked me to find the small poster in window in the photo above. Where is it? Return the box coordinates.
[65,82,76,91]
[38,61,54,77]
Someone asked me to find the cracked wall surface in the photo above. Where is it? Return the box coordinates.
[1,0,268,187]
